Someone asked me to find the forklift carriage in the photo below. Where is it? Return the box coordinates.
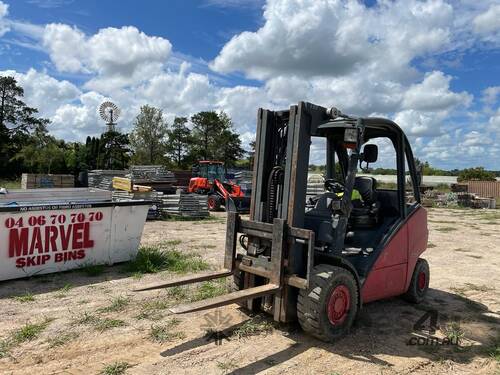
[137,102,429,342]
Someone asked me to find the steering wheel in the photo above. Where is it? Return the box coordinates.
[324,179,345,194]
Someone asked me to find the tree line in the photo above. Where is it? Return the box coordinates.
[0,75,249,179]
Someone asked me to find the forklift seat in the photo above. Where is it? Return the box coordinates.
[349,177,380,228]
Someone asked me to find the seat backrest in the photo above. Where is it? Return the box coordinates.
[354,176,377,203]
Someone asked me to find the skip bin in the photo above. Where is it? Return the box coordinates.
[0,188,150,281]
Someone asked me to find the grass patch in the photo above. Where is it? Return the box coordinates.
[463,283,494,292]
[47,332,79,348]
[95,318,126,332]
[443,322,465,344]
[99,296,130,313]
[80,264,105,276]
[232,315,274,339]
[126,245,209,275]
[453,248,470,253]
[100,361,130,375]
[74,311,100,325]
[135,299,169,320]
[12,319,53,344]
[192,279,230,301]
[427,242,436,248]
[55,283,73,298]
[13,292,35,303]
[149,320,184,343]
[435,227,457,233]
[217,359,238,372]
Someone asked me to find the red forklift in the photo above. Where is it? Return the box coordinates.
[138,102,429,342]
[187,160,250,213]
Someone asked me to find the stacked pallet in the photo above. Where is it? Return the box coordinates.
[112,190,164,220]
[307,174,325,196]
[129,165,176,193]
[21,174,74,189]
[88,170,128,190]
[160,193,209,218]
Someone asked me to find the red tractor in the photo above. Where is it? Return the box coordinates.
[187,160,250,212]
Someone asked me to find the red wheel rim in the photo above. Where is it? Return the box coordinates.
[208,198,216,209]
[417,271,426,290]
[327,285,350,325]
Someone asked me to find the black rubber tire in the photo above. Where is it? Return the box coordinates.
[231,270,261,311]
[207,195,221,211]
[403,258,430,303]
[298,264,359,342]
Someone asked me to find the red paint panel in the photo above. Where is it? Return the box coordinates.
[361,219,408,303]
[404,206,428,291]
[361,206,428,304]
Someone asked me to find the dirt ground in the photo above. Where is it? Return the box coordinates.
[0,208,499,375]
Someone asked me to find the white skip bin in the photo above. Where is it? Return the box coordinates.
[0,188,150,281]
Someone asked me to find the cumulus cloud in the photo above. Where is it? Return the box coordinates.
[0,68,81,116]
[473,4,500,35]
[402,71,472,112]
[42,24,172,90]
[211,0,454,80]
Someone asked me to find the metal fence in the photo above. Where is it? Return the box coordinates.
[466,181,500,198]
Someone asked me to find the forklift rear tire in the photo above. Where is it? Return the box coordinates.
[231,270,260,311]
[207,195,221,211]
[298,264,358,342]
[403,258,429,303]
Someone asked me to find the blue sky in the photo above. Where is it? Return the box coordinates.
[0,0,499,169]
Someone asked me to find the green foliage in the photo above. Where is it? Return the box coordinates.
[0,76,50,177]
[126,245,209,274]
[457,167,496,182]
[100,362,130,375]
[165,116,192,168]
[130,105,168,164]
[98,130,131,170]
[190,110,245,167]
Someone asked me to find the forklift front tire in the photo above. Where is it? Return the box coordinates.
[298,264,358,342]
[403,258,429,303]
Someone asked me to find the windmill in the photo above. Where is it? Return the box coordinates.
[99,101,121,132]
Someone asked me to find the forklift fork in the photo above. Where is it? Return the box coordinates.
[134,212,315,317]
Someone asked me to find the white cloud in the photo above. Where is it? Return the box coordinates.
[473,4,500,35]
[0,1,10,37]
[42,24,172,90]
[482,86,500,106]
[0,68,81,116]
[210,0,454,80]
[402,71,472,112]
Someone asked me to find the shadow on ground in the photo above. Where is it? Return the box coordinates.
[160,288,499,374]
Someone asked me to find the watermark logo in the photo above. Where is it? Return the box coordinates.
[407,309,459,346]
[201,309,233,346]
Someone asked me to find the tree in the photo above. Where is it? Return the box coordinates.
[457,167,496,182]
[98,130,131,170]
[190,111,223,160]
[165,116,192,168]
[130,105,168,164]
[190,111,244,168]
[0,76,49,176]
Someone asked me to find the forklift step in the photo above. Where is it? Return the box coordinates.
[133,269,233,291]
[169,283,279,314]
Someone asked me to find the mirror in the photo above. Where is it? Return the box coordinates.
[362,144,378,163]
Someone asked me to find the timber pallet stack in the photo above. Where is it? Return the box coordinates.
[88,170,128,190]
[161,193,209,218]
[21,174,74,189]
[129,165,176,193]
